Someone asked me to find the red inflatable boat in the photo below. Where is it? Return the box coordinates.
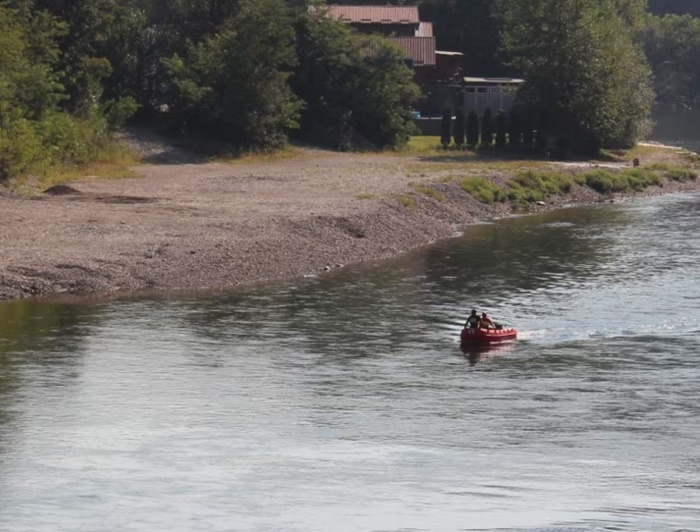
[461,326,517,344]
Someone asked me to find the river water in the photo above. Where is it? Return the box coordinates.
[1,193,699,531]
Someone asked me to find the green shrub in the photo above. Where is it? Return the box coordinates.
[506,169,573,202]
[397,194,417,208]
[440,108,452,149]
[0,116,45,179]
[621,168,662,191]
[495,110,507,149]
[466,110,479,147]
[509,111,521,148]
[481,108,493,147]
[576,169,625,193]
[453,108,465,149]
[104,97,139,131]
[460,177,505,204]
[647,163,698,182]
[413,185,446,201]
[576,168,662,193]
[38,113,100,166]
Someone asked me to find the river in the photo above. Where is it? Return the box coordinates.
[1,193,699,531]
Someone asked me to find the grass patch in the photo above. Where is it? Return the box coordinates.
[221,145,307,164]
[396,194,418,208]
[9,144,139,193]
[646,163,697,182]
[575,168,662,194]
[621,168,663,191]
[460,177,506,204]
[409,182,446,202]
[599,144,668,163]
[574,169,624,193]
[681,151,700,166]
[506,169,573,203]
[406,136,444,152]
[356,193,378,200]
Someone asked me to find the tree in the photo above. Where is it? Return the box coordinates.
[508,110,521,148]
[495,110,507,149]
[292,12,419,150]
[522,111,535,149]
[164,0,302,150]
[0,4,108,179]
[440,108,452,149]
[499,0,654,154]
[642,14,700,108]
[420,0,512,76]
[481,107,493,147]
[466,110,479,148]
[453,108,465,149]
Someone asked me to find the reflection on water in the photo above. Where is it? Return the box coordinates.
[460,341,518,366]
[0,194,699,531]
[651,106,700,153]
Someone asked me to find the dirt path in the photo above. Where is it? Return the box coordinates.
[1,133,698,301]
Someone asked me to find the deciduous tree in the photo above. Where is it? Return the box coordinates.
[165,0,301,150]
[499,0,654,155]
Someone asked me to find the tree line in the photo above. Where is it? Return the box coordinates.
[1,0,699,180]
[440,108,555,154]
[333,0,700,155]
[0,0,419,180]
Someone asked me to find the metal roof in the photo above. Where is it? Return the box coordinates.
[389,37,436,66]
[416,22,433,37]
[326,5,420,24]
[463,77,525,84]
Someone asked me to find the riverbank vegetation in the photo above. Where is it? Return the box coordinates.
[1,0,700,184]
[404,134,698,207]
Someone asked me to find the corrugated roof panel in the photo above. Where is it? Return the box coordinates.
[389,37,436,66]
[417,22,433,37]
[463,77,525,84]
[326,5,420,24]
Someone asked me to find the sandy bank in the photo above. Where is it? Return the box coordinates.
[1,134,698,301]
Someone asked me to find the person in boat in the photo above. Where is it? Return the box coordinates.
[479,312,495,329]
[464,309,480,330]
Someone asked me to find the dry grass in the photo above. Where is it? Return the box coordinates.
[220,145,309,164]
[8,147,139,193]
[405,135,445,153]
[356,193,378,200]
[395,194,418,208]
[409,182,446,202]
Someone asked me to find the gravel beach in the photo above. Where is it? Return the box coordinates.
[1,132,697,301]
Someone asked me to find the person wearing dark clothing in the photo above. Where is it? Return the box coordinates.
[465,309,480,329]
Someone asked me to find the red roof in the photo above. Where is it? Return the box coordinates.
[389,37,436,66]
[326,5,420,24]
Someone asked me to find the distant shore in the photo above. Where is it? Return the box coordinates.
[1,133,698,302]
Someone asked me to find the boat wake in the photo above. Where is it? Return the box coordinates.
[516,329,548,341]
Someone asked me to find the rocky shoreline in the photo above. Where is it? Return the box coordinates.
[1,134,698,302]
